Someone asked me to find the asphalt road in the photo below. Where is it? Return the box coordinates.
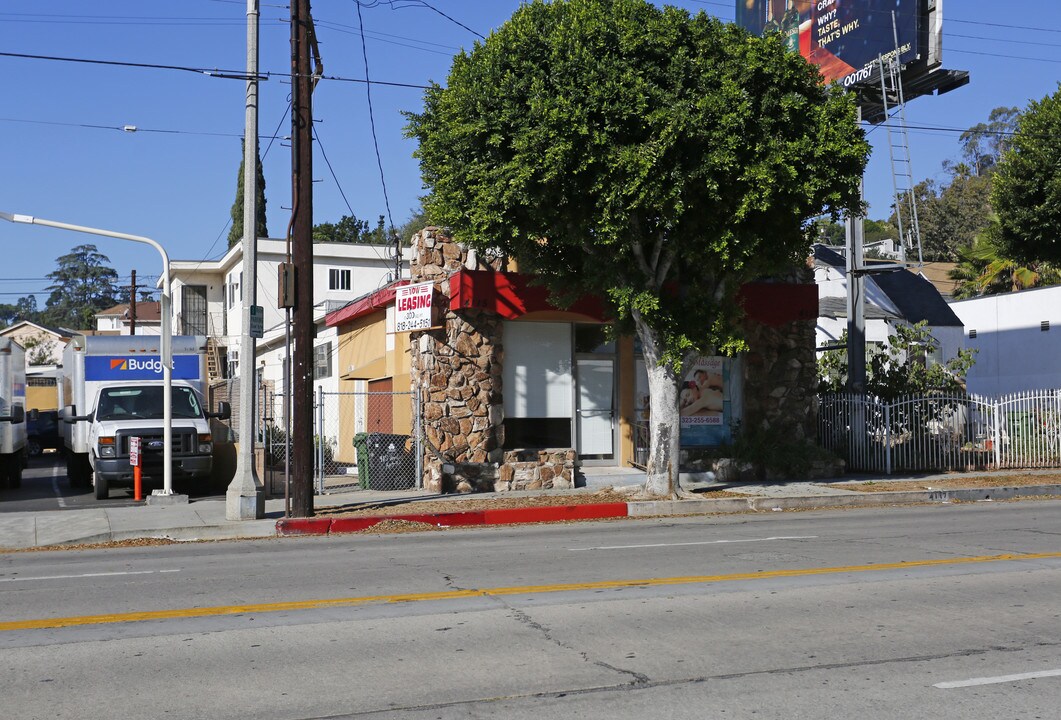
[2,500,1060,719]
[0,455,223,511]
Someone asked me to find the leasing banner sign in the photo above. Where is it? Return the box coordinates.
[395,281,436,333]
[735,0,920,86]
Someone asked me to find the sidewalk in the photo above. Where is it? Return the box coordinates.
[3,469,1061,550]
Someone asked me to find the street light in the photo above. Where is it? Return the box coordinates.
[0,211,178,496]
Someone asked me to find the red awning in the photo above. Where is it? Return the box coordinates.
[327,271,817,328]
[449,269,607,321]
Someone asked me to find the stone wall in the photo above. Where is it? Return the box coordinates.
[408,228,576,493]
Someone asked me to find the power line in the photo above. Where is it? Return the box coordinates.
[353,1,396,234]
[0,51,431,87]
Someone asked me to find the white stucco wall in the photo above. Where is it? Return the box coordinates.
[951,287,1061,395]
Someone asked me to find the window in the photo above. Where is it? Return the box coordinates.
[329,268,351,291]
[1042,321,1050,332]
[502,321,573,449]
[313,342,333,380]
[969,329,977,339]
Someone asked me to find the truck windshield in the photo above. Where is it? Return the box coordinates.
[96,386,204,421]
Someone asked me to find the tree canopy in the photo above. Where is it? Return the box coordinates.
[993,86,1061,265]
[312,214,392,244]
[950,219,1060,299]
[41,244,119,329]
[227,139,269,248]
[406,0,868,494]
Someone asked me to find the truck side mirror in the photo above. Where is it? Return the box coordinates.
[209,401,231,421]
[0,405,26,424]
[61,405,91,424]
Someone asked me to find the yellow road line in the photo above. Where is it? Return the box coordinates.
[3,552,1059,632]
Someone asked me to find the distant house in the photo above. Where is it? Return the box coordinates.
[950,285,1061,396]
[813,244,965,366]
[0,320,69,367]
[94,302,162,335]
[0,321,75,410]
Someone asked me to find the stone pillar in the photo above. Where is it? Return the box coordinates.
[741,267,819,444]
[408,228,505,492]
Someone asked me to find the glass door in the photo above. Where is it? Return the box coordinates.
[576,357,615,462]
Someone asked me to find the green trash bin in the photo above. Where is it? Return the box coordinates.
[353,433,370,489]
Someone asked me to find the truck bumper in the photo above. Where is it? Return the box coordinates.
[95,456,213,485]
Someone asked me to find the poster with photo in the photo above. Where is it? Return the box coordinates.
[679,356,732,446]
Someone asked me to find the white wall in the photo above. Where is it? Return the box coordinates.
[951,287,1061,395]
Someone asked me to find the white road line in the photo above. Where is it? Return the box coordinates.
[571,536,818,551]
[935,669,1061,689]
[0,569,181,583]
[51,463,67,508]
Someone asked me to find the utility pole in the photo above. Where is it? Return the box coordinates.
[290,0,315,517]
[227,0,266,520]
[128,269,137,335]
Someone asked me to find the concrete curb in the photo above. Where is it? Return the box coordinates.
[275,485,1061,538]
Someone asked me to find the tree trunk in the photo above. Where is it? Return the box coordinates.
[633,315,682,497]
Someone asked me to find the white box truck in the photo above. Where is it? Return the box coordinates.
[60,335,230,500]
[0,338,28,490]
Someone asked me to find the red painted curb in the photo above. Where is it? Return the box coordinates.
[276,518,333,536]
[277,503,631,537]
[484,503,629,525]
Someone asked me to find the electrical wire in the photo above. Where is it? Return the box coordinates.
[353,1,395,236]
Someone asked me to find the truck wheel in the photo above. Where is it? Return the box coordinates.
[10,458,21,489]
[94,474,108,500]
[27,439,41,457]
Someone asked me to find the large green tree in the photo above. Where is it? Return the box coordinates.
[959,106,1019,177]
[892,166,993,262]
[993,86,1061,265]
[41,244,119,329]
[227,139,269,248]
[406,0,867,496]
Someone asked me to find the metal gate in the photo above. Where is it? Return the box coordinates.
[312,388,422,493]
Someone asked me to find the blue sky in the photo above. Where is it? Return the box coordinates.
[2,1,1060,306]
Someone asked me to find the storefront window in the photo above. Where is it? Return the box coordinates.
[502,321,573,448]
[574,324,614,354]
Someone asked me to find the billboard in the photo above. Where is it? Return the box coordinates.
[735,1,921,87]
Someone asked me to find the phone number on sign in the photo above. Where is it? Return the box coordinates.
[396,316,432,332]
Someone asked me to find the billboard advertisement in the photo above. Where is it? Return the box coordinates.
[735,1,921,87]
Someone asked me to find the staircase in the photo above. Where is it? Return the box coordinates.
[205,336,223,381]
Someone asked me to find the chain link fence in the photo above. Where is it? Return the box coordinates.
[312,389,421,493]
[210,381,422,494]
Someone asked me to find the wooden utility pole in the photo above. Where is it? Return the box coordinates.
[290,0,315,517]
[128,269,137,335]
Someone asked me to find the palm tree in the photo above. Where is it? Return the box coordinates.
[950,220,1060,299]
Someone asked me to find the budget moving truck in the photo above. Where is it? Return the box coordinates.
[61,335,230,500]
[0,337,28,490]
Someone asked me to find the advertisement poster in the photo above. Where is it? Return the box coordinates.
[394,281,435,333]
[679,356,732,447]
[735,0,920,86]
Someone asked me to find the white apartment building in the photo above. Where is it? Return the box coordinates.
[167,238,405,407]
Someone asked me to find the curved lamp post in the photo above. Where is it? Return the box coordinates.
[0,211,176,495]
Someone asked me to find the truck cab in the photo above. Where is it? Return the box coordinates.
[87,383,228,497]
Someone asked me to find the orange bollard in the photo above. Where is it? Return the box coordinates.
[134,465,142,502]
